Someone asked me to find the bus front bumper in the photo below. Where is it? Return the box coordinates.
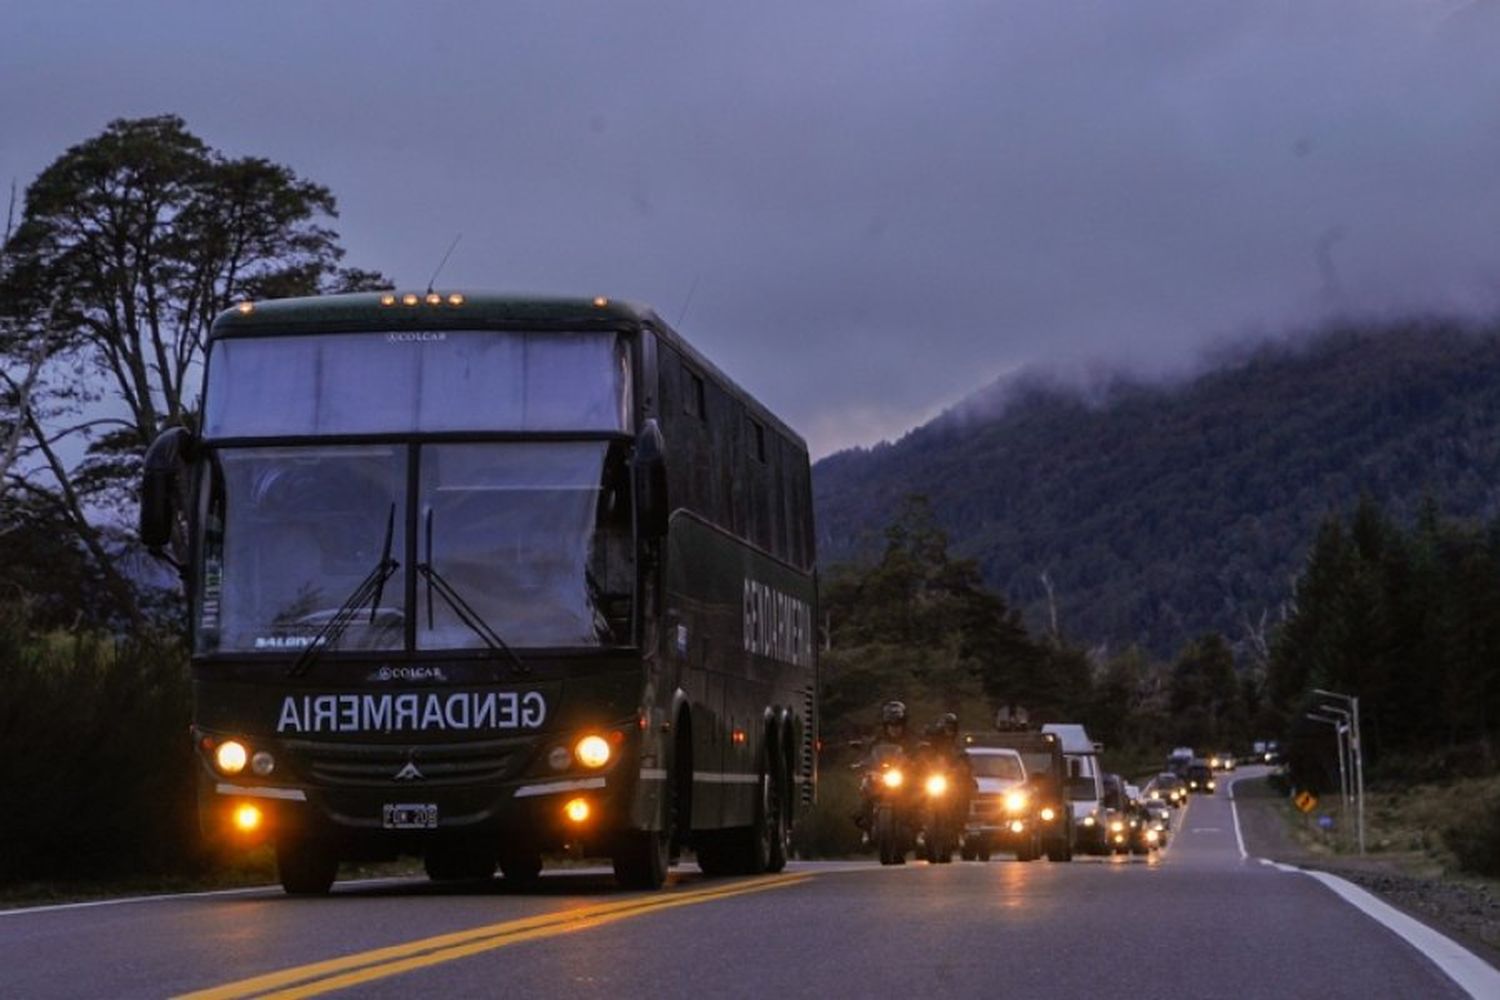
[200,770,643,853]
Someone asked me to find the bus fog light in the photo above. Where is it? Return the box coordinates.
[232,804,263,832]
[564,798,590,823]
[250,751,276,776]
[1009,820,1025,834]
[548,746,572,771]
[574,735,611,769]
[215,740,248,775]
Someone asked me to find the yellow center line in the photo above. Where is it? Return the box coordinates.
[176,873,811,1000]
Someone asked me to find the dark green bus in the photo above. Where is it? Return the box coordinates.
[140,291,818,893]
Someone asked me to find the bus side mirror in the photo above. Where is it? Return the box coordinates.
[140,426,196,562]
[634,418,669,539]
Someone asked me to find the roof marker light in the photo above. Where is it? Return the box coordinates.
[402,293,419,306]
[447,293,464,306]
[236,302,254,315]
[380,294,396,307]
[592,296,608,308]
[425,292,442,305]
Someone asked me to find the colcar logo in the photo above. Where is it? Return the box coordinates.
[385,331,446,343]
[369,665,449,683]
[393,760,425,781]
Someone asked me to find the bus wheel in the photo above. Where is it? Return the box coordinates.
[276,838,338,895]
[613,828,669,889]
[764,763,790,874]
[614,758,675,889]
[498,851,542,886]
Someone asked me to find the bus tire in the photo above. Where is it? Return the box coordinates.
[613,749,678,890]
[612,829,669,890]
[765,754,790,874]
[276,838,338,895]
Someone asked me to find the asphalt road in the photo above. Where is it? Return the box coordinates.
[1,771,1486,999]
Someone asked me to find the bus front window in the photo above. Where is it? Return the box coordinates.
[417,440,634,650]
[197,445,408,655]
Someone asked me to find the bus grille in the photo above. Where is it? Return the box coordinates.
[284,737,524,787]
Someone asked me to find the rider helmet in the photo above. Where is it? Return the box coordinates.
[880,700,908,725]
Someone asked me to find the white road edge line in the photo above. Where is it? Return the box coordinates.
[1227,775,1248,860]
[0,875,421,918]
[1258,857,1500,996]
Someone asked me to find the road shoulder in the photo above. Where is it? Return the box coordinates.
[1233,774,1500,973]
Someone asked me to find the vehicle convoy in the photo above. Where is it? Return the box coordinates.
[959,747,1034,862]
[139,292,818,894]
[1041,723,1105,855]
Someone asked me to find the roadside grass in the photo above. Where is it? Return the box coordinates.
[0,851,427,910]
[1278,773,1500,875]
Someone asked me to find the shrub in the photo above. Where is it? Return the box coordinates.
[0,602,203,884]
[1443,793,1500,877]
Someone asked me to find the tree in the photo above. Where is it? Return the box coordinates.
[1,116,387,625]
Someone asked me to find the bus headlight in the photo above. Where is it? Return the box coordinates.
[250,751,276,777]
[1004,790,1028,813]
[215,740,248,775]
[925,774,949,797]
[574,735,611,769]
[564,798,590,823]
[882,768,904,790]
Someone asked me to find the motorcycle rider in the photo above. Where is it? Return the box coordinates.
[921,713,974,827]
[854,700,915,834]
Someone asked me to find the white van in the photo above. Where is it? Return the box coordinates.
[1041,723,1106,855]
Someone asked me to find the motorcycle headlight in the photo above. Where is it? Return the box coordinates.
[1003,790,1028,813]
[925,773,949,797]
[882,768,904,789]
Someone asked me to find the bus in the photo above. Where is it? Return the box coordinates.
[140,291,818,893]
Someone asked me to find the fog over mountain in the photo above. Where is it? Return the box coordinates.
[814,316,1500,658]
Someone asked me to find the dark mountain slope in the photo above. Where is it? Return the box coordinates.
[813,321,1500,657]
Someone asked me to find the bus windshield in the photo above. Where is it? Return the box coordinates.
[195,440,634,654]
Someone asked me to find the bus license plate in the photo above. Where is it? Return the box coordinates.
[383,803,438,829]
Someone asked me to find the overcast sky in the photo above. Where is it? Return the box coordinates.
[6,1,1500,457]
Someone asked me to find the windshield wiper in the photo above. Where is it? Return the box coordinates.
[287,503,400,678]
[418,508,528,678]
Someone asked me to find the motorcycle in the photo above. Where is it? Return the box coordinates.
[858,744,913,865]
[920,764,960,863]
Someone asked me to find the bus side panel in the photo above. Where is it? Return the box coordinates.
[665,514,815,832]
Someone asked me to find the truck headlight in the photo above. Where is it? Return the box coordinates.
[1003,790,1028,813]
[925,773,949,797]
[882,768,904,789]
